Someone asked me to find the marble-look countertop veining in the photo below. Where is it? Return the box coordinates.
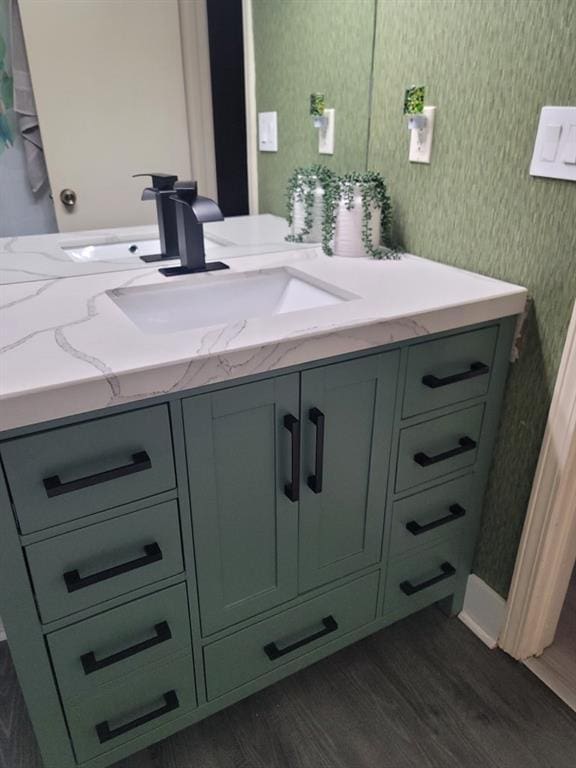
[0,241,527,433]
[0,214,311,284]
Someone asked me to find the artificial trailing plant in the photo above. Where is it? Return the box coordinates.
[285,164,336,242]
[321,171,396,259]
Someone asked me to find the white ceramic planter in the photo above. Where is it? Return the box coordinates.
[291,184,324,243]
[333,191,381,258]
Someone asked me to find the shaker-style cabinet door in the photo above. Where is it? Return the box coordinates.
[183,375,299,635]
[299,352,399,592]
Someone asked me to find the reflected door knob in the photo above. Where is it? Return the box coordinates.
[60,188,77,209]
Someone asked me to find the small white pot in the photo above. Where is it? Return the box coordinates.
[291,183,324,243]
[333,189,381,258]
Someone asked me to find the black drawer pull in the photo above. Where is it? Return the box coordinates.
[414,436,476,467]
[264,615,338,660]
[307,407,325,494]
[81,621,172,675]
[63,543,163,593]
[43,450,152,498]
[422,361,489,389]
[406,503,466,536]
[422,362,490,389]
[400,561,456,596]
[284,414,301,502]
[96,689,179,743]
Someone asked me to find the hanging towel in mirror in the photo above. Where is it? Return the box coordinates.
[10,0,48,193]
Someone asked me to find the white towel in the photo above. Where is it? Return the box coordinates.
[10,0,48,193]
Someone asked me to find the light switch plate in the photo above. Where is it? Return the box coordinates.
[319,108,335,155]
[530,106,576,181]
[409,106,435,163]
[258,111,278,152]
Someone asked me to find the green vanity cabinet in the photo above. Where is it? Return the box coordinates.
[184,375,300,636]
[0,316,517,768]
[299,352,399,591]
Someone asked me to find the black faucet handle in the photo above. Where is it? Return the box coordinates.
[133,173,178,191]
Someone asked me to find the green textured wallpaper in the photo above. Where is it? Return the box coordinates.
[368,0,576,596]
[253,0,376,216]
[254,0,576,597]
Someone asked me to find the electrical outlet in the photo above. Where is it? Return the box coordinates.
[319,109,335,154]
[409,106,436,164]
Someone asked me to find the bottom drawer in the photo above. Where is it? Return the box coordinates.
[65,653,196,763]
[383,540,462,621]
[204,571,379,700]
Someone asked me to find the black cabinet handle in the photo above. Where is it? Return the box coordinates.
[284,414,300,502]
[63,543,163,593]
[264,615,338,660]
[414,436,476,467]
[43,450,152,498]
[422,361,489,389]
[400,562,456,596]
[96,690,179,744]
[307,407,325,494]
[81,621,172,675]
[406,504,466,536]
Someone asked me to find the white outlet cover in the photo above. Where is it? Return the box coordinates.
[258,111,278,152]
[319,108,335,155]
[530,106,576,181]
[409,106,435,164]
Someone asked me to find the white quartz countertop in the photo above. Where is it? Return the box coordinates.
[0,238,527,433]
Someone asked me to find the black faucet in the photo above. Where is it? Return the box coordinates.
[159,181,229,277]
[133,173,179,263]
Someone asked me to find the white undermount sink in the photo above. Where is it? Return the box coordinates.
[107,268,353,334]
[63,236,225,263]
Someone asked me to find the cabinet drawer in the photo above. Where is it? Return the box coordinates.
[65,653,196,764]
[204,571,379,700]
[48,583,191,701]
[403,326,498,418]
[2,405,175,534]
[395,404,484,493]
[390,476,478,557]
[383,540,462,620]
[26,501,183,623]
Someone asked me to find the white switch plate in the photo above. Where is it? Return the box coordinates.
[258,111,278,152]
[409,106,435,163]
[530,106,576,181]
[319,108,335,155]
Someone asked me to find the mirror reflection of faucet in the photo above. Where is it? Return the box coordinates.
[133,173,180,263]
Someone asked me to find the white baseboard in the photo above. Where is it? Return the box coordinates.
[459,574,507,649]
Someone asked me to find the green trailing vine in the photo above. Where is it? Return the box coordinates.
[285,166,399,259]
[285,165,336,243]
[322,171,396,259]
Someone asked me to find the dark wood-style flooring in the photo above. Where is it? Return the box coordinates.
[1,607,575,768]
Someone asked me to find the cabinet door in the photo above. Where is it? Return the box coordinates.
[299,352,399,591]
[183,375,299,635]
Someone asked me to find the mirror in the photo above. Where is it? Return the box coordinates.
[0,0,376,284]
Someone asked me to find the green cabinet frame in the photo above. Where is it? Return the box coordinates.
[299,352,399,591]
[0,316,518,768]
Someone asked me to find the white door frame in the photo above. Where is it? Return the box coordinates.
[500,299,576,660]
[178,0,218,201]
[242,0,259,214]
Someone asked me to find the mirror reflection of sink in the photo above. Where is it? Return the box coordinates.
[63,236,225,263]
[108,268,353,335]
